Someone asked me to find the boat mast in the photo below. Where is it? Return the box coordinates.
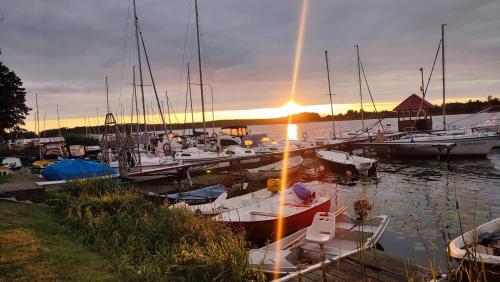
[355,45,364,131]
[194,0,207,149]
[133,0,147,137]
[35,93,42,160]
[132,65,142,171]
[210,85,215,134]
[165,90,172,128]
[420,67,425,97]
[187,62,195,131]
[324,50,336,138]
[441,24,447,130]
[56,104,62,137]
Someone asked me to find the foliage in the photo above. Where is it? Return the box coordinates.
[0,62,31,140]
[55,178,263,281]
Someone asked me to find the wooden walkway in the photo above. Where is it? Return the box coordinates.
[0,181,39,193]
[281,250,431,282]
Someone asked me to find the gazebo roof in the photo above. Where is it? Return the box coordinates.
[393,94,434,112]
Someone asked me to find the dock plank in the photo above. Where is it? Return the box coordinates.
[280,250,430,282]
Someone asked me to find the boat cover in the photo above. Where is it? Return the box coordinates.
[41,159,117,181]
[167,184,226,202]
[292,182,315,203]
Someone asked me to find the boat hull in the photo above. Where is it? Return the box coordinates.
[227,199,331,242]
[383,135,498,157]
[318,157,376,176]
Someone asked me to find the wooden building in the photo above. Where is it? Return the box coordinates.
[394,94,434,132]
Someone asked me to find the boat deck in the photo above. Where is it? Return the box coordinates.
[280,249,431,282]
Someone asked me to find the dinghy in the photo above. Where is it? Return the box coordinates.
[166,184,226,205]
[449,216,500,280]
[243,156,303,181]
[169,192,228,215]
[249,209,389,277]
[221,188,275,211]
[214,184,331,242]
[316,150,377,176]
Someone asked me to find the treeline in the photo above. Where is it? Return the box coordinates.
[12,96,500,139]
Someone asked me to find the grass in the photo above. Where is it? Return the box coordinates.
[0,201,119,281]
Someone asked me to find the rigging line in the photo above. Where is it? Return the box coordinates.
[447,106,495,126]
[359,60,384,131]
[117,0,132,115]
[178,0,193,93]
[413,40,441,129]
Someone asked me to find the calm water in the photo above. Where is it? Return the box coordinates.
[247,113,500,270]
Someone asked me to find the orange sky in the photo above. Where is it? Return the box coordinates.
[23,96,483,132]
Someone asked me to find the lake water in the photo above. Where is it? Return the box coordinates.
[246,112,500,270]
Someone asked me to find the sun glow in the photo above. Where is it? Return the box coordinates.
[286,124,298,140]
[280,100,303,117]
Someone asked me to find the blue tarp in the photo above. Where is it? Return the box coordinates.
[41,159,117,181]
[167,184,226,202]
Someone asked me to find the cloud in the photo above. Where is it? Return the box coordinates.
[0,0,499,124]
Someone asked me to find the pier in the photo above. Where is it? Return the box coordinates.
[280,250,432,282]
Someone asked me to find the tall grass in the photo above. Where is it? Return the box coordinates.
[55,178,263,281]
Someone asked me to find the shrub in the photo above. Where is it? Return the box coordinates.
[55,178,262,281]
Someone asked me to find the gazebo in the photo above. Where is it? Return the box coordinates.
[393,94,434,132]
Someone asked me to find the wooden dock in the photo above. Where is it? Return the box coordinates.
[279,250,432,282]
[0,180,45,202]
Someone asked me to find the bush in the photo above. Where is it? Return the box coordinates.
[55,178,263,281]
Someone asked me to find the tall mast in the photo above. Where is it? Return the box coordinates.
[105,76,110,114]
[132,65,142,171]
[139,27,167,134]
[324,50,335,138]
[96,107,100,135]
[441,24,447,130]
[194,0,207,149]
[133,0,147,136]
[187,62,195,130]
[35,93,41,160]
[210,85,215,133]
[56,104,62,137]
[355,45,364,131]
[420,67,425,97]
[165,90,172,128]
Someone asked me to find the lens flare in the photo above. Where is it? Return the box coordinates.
[274,0,309,278]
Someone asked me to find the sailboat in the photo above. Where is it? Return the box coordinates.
[382,25,499,157]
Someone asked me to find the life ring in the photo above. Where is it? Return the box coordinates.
[212,133,218,139]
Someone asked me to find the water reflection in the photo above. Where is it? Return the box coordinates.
[288,150,500,270]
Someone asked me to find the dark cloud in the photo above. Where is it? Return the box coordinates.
[1,0,499,122]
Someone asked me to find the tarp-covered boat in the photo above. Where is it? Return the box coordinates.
[167,184,226,205]
[41,159,117,181]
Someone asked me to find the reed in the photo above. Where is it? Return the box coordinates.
[55,178,264,281]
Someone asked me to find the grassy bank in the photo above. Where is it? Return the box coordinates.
[55,179,260,281]
[1,179,262,281]
[0,201,118,281]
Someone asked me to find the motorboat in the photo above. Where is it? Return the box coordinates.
[316,150,377,176]
[214,184,331,242]
[1,157,22,170]
[243,156,303,181]
[249,210,389,277]
[166,184,226,205]
[448,216,500,280]
[174,147,229,163]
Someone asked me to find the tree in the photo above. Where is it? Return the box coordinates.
[0,61,31,140]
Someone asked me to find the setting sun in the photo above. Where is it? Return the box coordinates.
[279,100,303,117]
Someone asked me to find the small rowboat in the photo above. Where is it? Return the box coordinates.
[249,209,389,278]
[167,184,226,205]
[169,192,228,215]
[316,150,377,176]
[214,187,331,242]
[221,188,275,211]
[243,156,303,181]
[449,216,500,280]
